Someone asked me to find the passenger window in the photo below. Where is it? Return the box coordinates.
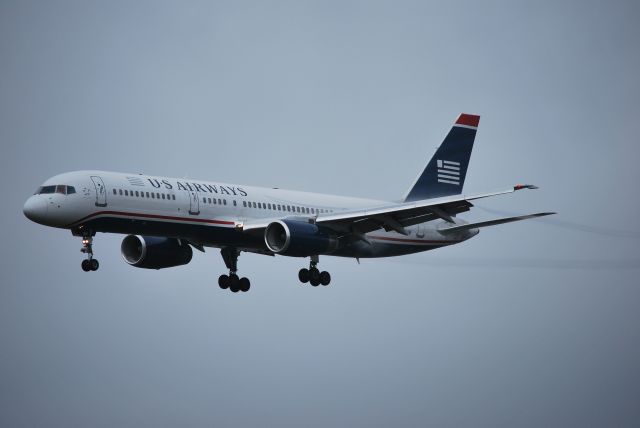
[119,189,123,195]
[145,192,149,197]
[172,195,175,200]
[243,201,246,207]
[258,203,262,209]
[162,194,166,200]
[151,193,155,198]
[218,199,222,205]
[112,189,116,195]
[223,199,227,205]
[156,193,160,199]
[125,190,129,196]
[135,191,138,197]
[233,200,237,206]
[203,197,206,203]
[253,202,257,208]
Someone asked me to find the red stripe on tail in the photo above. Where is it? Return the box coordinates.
[456,113,480,127]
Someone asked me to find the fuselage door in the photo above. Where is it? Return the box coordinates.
[188,191,200,215]
[90,176,107,207]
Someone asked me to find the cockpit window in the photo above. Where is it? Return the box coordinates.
[35,185,56,194]
[35,185,76,195]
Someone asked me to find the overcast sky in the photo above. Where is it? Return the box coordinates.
[1,1,639,427]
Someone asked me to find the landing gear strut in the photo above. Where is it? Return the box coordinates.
[79,231,99,272]
[298,255,331,287]
[218,247,251,293]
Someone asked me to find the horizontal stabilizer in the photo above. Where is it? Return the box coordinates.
[439,212,556,235]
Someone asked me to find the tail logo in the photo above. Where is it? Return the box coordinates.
[437,160,460,185]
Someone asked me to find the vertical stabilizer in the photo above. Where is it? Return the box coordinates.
[403,113,479,202]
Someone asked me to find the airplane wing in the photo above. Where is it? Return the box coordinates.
[242,184,544,236]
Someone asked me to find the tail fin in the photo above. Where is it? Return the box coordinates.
[403,113,479,202]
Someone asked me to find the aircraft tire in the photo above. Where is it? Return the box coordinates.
[239,277,250,292]
[298,268,310,283]
[81,259,91,272]
[229,274,240,293]
[218,274,229,289]
[90,259,99,271]
[309,268,320,284]
[319,271,331,286]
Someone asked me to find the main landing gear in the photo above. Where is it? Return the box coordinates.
[79,231,99,272]
[217,247,250,293]
[298,255,331,287]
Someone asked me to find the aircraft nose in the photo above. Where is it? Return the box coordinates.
[23,196,48,224]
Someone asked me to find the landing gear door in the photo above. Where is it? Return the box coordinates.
[90,176,107,207]
[188,191,200,215]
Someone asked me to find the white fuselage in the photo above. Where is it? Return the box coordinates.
[24,170,473,258]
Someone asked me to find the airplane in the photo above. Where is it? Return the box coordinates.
[23,113,553,293]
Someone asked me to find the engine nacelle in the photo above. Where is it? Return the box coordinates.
[264,220,338,257]
[121,235,193,269]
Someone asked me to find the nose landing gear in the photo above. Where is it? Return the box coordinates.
[218,247,251,293]
[298,255,331,286]
[79,232,99,272]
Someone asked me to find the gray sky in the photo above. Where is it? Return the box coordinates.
[1,1,639,427]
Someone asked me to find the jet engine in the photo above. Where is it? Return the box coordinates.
[264,220,338,257]
[121,235,193,269]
